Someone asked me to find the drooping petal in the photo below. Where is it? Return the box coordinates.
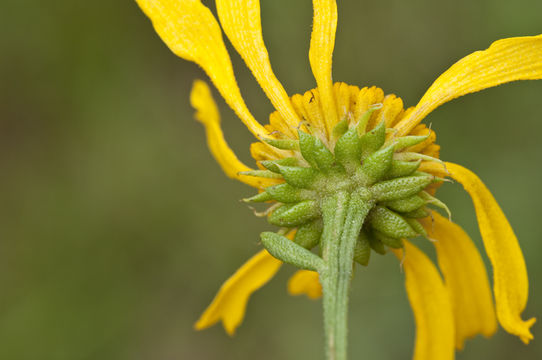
[309,0,339,135]
[194,249,282,335]
[136,0,269,138]
[446,162,536,343]
[288,270,323,299]
[394,35,542,136]
[420,213,497,349]
[191,80,280,189]
[393,241,455,360]
[215,0,301,129]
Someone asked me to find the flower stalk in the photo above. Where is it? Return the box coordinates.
[319,190,373,360]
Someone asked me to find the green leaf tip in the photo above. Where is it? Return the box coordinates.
[369,206,418,239]
[360,120,386,158]
[265,183,309,203]
[263,138,300,150]
[277,165,319,189]
[371,174,433,201]
[354,231,371,266]
[387,160,421,178]
[238,170,283,179]
[334,127,362,173]
[373,230,403,249]
[268,200,320,227]
[295,219,323,249]
[260,157,298,173]
[243,191,273,203]
[332,118,350,138]
[390,133,430,151]
[298,130,335,172]
[260,232,325,271]
[359,145,394,183]
[383,195,426,213]
[356,103,383,135]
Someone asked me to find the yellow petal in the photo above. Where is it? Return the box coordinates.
[302,89,327,136]
[268,111,296,138]
[194,249,282,335]
[446,162,536,343]
[136,0,269,139]
[418,161,447,177]
[394,35,542,136]
[369,94,404,129]
[421,213,497,349]
[288,270,323,299]
[347,84,361,109]
[190,80,278,189]
[309,0,339,135]
[215,0,301,129]
[393,241,455,360]
[353,86,385,126]
[421,143,440,159]
[283,91,316,135]
[406,124,436,154]
[334,82,352,122]
[249,141,292,166]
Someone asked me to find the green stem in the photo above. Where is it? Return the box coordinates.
[319,189,373,360]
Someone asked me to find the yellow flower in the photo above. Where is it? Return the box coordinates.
[135,0,541,359]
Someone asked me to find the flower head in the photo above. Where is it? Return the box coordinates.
[136,0,541,358]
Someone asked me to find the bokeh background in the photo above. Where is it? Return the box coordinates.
[1,0,541,359]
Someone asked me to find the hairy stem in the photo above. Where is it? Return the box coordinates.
[319,190,373,360]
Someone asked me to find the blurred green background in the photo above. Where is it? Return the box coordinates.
[1,0,541,359]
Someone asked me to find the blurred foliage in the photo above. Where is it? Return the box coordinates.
[1,0,541,359]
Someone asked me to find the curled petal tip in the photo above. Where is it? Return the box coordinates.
[519,317,536,344]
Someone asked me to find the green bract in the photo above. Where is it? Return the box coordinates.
[244,109,448,266]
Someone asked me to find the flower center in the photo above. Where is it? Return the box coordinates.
[244,83,450,265]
